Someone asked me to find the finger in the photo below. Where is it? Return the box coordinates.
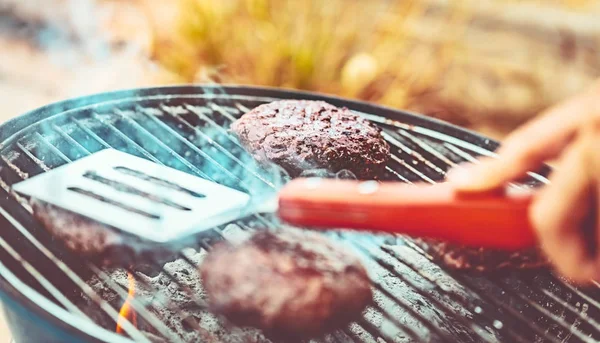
[448,88,597,191]
[498,86,596,158]
[589,125,600,281]
[529,134,597,283]
[596,182,600,283]
[594,181,600,283]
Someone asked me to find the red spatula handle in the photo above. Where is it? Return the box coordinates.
[277,178,537,250]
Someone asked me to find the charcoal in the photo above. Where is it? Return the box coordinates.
[72,250,272,343]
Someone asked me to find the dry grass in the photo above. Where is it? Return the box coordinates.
[150,0,468,101]
[143,0,600,135]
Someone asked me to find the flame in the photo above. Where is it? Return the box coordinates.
[116,273,138,334]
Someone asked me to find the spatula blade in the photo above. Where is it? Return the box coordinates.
[12,149,251,243]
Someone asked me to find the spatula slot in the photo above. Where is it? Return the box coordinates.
[82,172,192,211]
[113,166,206,199]
[66,187,162,220]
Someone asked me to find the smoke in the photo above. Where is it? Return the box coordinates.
[2,1,303,234]
[0,0,107,60]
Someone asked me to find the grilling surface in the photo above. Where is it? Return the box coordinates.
[0,86,599,343]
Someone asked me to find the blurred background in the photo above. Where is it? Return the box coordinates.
[0,0,599,338]
[1,0,599,139]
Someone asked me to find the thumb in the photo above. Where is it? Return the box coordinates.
[446,157,514,191]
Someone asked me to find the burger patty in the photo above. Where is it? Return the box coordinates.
[230,100,390,179]
[200,228,373,338]
[31,199,177,270]
[416,239,548,272]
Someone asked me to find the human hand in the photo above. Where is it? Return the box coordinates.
[447,81,600,283]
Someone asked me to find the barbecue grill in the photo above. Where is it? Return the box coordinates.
[0,85,598,343]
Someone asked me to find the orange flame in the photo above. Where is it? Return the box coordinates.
[116,273,138,334]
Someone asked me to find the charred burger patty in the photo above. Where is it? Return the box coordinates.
[230,100,390,179]
[200,228,373,338]
[31,199,177,270]
[418,239,548,272]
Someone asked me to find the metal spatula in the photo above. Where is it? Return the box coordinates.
[12,149,536,250]
[12,149,251,243]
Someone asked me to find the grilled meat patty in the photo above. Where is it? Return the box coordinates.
[31,199,177,270]
[417,239,548,272]
[200,228,373,338]
[230,100,390,179]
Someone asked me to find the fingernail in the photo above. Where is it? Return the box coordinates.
[505,185,535,198]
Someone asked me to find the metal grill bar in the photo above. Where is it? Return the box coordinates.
[234,102,251,113]
[51,124,91,157]
[367,301,426,342]
[513,272,598,323]
[390,155,435,184]
[351,240,497,343]
[363,114,500,158]
[443,142,479,163]
[382,131,446,176]
[492,277,596,343]
[34,132,71,164]
[0,231,89,319]
[86,264,182,341]
[370,281,450,341]
[536,286,600,333]
[563,279,600,314]
[72,118,112,149]
[401,239,566,343]
[89,114,164,166]
[155,107,276,188]
[16,141,51,172]
[185,105,247,152]
[355,316,402,342]
[1,154,30,180]
[398,130,457,167]
[129,109,243,184]
[111,110,213,181]
[344,322,377,342]
[384,166,412,183]
[0,202,149,342]
[377,245,531,343]
[208,102,240,123]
